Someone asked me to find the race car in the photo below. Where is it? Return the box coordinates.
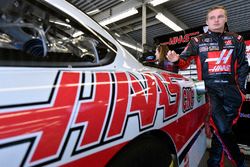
[0,0,209,166]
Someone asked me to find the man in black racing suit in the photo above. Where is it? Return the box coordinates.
[166,6,248,167]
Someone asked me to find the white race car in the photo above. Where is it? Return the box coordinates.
[0,0,209,166]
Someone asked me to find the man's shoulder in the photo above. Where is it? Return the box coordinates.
[224,32,244,42]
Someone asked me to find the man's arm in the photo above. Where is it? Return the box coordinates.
[166,38,199,70]
[237,37,249,94]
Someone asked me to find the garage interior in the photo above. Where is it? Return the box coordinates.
[67,0,250,54]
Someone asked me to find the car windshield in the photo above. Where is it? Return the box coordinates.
[0,0,116,67]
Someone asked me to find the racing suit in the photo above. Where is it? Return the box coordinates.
[177,30,249,167]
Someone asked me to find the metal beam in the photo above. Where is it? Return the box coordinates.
[142,2,147,51]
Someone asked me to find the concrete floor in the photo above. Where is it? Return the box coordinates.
[198,149,250,167]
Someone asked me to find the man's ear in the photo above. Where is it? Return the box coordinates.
[206,20,208,25]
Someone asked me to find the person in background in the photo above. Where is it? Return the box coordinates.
[166,6,248,167]
[155,44,178,73]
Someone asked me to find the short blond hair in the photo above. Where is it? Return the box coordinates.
[206,6,227,20]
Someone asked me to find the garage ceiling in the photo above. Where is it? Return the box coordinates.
[67,0,250,50]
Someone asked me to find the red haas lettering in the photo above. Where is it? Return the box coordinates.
[162,32,200,45]
[0,71,182,165]
[129,73,158,127]
[76,72,111,147]
[157,73,180,119]
[209,65,231,73]
[107,72,129,138]
[0,72,80,162]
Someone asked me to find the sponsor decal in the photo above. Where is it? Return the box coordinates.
[205,49,233,74]
[200,43,218,47]
[182,87,194,112]
[224,39,232,45]
[223,45,235,49]
[246,45,250,54]
[204,38,212,43]
[162,32,200,45]
[245,40,250,66]
[240,113,250,119]
[237,35,242,40]
[223,36,233,40]
[199,46,208,52]
[199,43,207,47]
[209,43,219,46]
[209,45,219,51]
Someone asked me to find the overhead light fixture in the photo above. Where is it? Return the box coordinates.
[155,13,183,32]
[86,9,100,15]
[99,8,138,26]
[103,25,110,30]
[72,31,84,38]
[49,20,71,28]
[118,40,143,53]
[149,0,170,6]
[114,33,120,37]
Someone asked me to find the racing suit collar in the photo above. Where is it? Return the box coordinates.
[207,29,225,37]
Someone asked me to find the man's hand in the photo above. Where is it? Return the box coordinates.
[166,50,180,62]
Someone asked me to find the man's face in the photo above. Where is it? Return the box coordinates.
[206,9,227,33]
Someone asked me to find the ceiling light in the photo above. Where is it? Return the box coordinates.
[72,31,84,38]
[99,8,138,26]
[49,20,71,28]
[114,33,120,37]
[118,40,143,52]
[149,0,170,6]
[155,13,183,31]
[86,9,100,15]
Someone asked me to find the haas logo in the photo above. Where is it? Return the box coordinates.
[0,71,181,166]
[205,49,233,73]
